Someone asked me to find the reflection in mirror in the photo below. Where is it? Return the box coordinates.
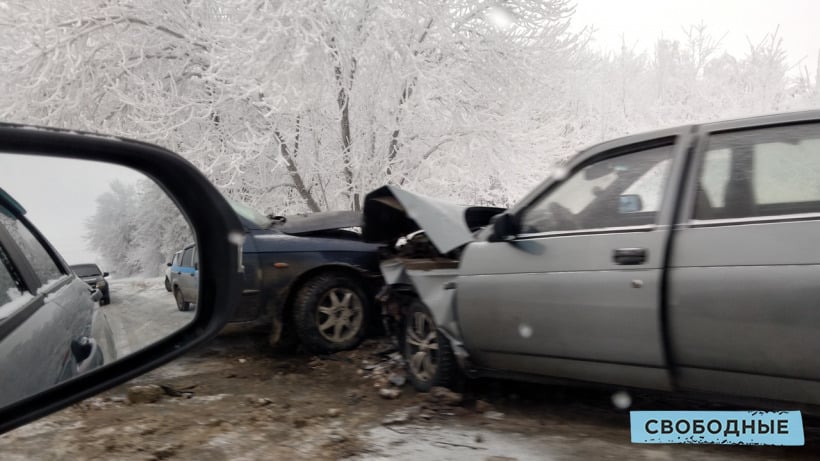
[617,194,644,213]
[0,153,195,409]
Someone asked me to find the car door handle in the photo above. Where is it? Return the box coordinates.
[613,248,647,265]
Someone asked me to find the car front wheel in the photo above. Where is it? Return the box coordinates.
[402,299,459,392]
[164,277,172,292]
[292,273,369,354]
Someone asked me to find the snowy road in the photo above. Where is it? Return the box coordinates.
[100,277,194,357]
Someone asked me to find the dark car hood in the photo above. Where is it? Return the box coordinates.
[278,210,363,235]
[362,185,505,254]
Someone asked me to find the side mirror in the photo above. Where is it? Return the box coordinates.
[618,194,643,213]
[488,213,518,242]
[166,262,173,267]
[0,123,244,434]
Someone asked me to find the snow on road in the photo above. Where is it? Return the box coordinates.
[100,277,194,356]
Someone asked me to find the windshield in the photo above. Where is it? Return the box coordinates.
[227,198,272,230]
[69,264,101,277]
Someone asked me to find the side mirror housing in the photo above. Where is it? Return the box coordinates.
[166,262,172,267]
[488,213,517,242]
[618,194,643,213]
[102,271,109,278]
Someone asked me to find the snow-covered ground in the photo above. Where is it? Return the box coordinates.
[101,277,194,357]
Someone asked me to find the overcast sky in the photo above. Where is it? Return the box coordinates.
[572,0,820,77]
[0,155,144,265]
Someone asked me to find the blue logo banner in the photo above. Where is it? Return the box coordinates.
[630,411,804,445]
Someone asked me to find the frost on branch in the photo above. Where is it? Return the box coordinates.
[0,1,817,214]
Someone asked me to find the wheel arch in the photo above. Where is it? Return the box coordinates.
[280,264,375,323]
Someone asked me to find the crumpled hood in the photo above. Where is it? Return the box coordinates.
[362,185,505,254]
[278,210,362,235]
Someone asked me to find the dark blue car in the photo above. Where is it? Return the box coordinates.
[171,200,383,354]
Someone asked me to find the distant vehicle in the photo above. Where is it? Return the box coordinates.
[168,243,197,312]
[164,250,182,292]
[0,188,116,408]
[363,110,820,408]
[172,201,384,353]
[69,263,110,306]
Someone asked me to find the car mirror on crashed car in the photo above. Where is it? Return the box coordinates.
[487,212,518,242]
[0,124,243,434]
[618,194,644,213]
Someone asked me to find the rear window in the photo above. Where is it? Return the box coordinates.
[181,247,194,267]
[70,264,102,277]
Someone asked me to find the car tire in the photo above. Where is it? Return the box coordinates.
[174,287,190,312]
[102,294,111,306]
[402,299,459,392]
[292,272,369,354]
[164,277,172,292]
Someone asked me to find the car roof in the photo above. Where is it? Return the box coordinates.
[576,109,820,156]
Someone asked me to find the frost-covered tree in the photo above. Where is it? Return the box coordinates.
[85,179,192,276]
[0,0,589,210]
[0,2,817,214]
[85,180,140,276]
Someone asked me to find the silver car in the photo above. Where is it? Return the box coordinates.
[363,110,820,408]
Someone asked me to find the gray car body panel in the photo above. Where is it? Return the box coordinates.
[363,185,505,254]
[365,109,820,406]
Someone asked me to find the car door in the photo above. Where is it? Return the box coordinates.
[669,117,820,401]
[189,246,199,303]
[456,133,688,388]
[177,246,195,298]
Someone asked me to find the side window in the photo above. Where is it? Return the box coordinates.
[181,247,194,267]
[0,247,28,319]
[694,124,820,220]
[192,247,198,268]
[519,144,674,234]
[0,209,62,286]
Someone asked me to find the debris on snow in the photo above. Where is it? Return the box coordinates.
[427,386,463,406]
[126,385,164,404]
[378,388,401,400]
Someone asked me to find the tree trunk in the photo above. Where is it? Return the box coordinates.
[274,127,321,213]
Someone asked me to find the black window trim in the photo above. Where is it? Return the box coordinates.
[515,224,658,240]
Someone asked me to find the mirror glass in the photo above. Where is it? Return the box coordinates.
[0,153,195,409]
[618,194,644,213]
